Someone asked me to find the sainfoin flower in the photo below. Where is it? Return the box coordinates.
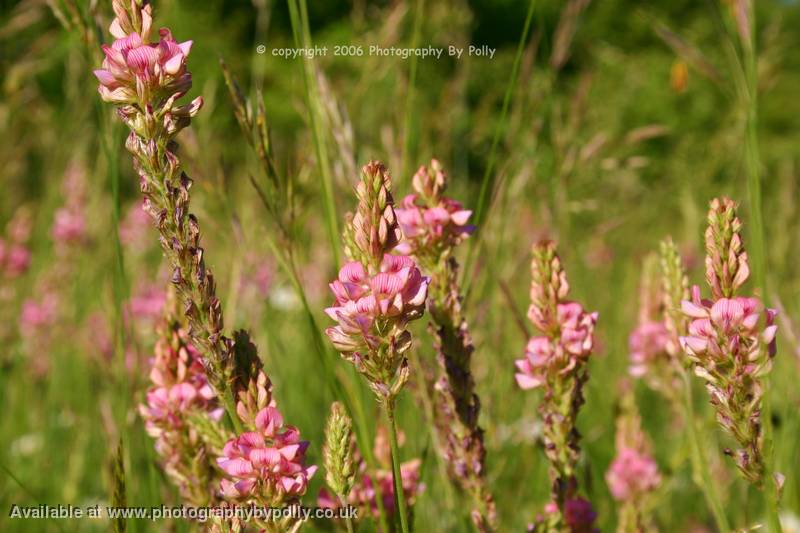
[563,498,598,533]
[140,331,221,438]
[217,406,317,502]
[325,255,427,354]
[51,208,86,245]
[19,295,58,337]
[392,161,495,531]
[394,160,474,257]
[119,201,153,250]
[94,29,193,104]
[139,317,223,506]
[127,283,167,323]
[606,447,661,501]
[516,241,597,531]
[679,197,778,485]
[679,287,776,482]
[515,302,598,390]
[0,241,31,278]
[628,321,670,378]
[326,162,429,402]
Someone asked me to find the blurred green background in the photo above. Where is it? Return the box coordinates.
[1,0,800,531]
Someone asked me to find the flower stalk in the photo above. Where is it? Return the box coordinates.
[325,161,429,533]
[395,160,495,531]
[515,241,598,532]
[679,198,782,529]
[659,237,731,533]
[94,0,241,431]
[605,385,661,533]
[95,4,317,529]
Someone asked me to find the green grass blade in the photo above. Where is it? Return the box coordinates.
[287,0,341,268]
[400,0,426,182]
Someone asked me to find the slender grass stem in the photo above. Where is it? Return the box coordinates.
[260,232,391,531]
[99,107,134,445]
[737,5,781,530]
[400,0,425,182]
[343,506,356,533]
[286,0,341,267]
[463,0,535,292]
[683,373,731,533]
[385,400,411,533]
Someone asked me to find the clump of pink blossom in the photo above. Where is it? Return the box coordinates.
[139,316,224,506]
[628,321,670,378]
[216,363,316,530]
[217,406,316,501]
[326,255,427,355]
[127,283,167,323]
[679,197,778,485]
[19,294,58,338]
[606,448,661,501]
[326,161,429,402]
[119,201,153,251]
[51,208,86,245]
[94,18,194,105]
[0,240,31,278]
[394,159,474,257]
[515,241,598,531]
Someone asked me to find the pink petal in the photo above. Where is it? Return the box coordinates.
[681,299,709,318]
[217,457,252,477]
[515,373,544,390]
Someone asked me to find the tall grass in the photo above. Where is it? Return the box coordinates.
[464,0,536,293]
[286,0,341,268]
[400,0,425,182]
[735,3,782,530]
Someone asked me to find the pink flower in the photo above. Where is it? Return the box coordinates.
[679,283,777,483]
[127,284,167,323]
[51,207,86,244]
[3,243,31,278]
[325,255,428,355]
[354,459,422,516]
[120,202,153,250]
[514,336,552,389]
[94,29,193,104]
[605,447,661,501]
[139,332,221,439]
[217,406,317,501]
[395,195,474,256]
[19,295,58,336]
[628,321,670,377]
[514,302,597,390]
[680,286,777,363]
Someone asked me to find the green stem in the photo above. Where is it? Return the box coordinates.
[385,400,411,533]
[739,7,781,531]
[286,0,341,267]
[463,0,535,292]
[261,235,390,531]
[343,505,356,533]
[222,385,243,434]
[683,373,731,533]
[99,106,132,451]
[400,0,425,182]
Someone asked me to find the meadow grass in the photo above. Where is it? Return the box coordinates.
[1,0,800,532]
